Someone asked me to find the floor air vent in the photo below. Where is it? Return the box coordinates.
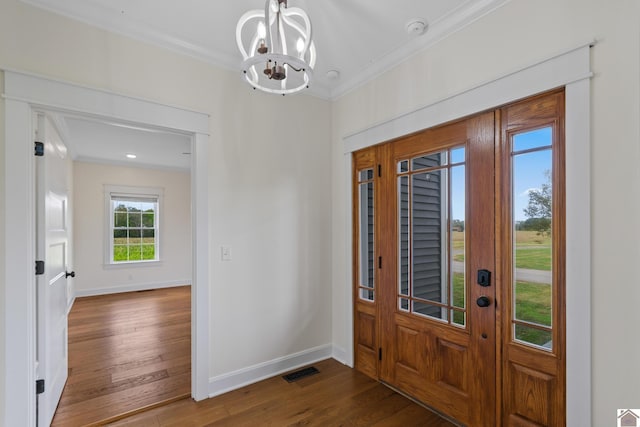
[282,366,319,383]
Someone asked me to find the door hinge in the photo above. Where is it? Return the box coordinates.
[378,256,382,269]
[34,141,44,157]
[36,379,45,395]
[378,348,382,361]
[377,164,381,177]
[35,260,45,275]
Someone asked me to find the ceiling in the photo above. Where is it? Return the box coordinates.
[30,0,509,169]
[51,113,192,171]
[22,0,509,100]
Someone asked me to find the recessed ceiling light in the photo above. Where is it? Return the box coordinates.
[126,153,137,159]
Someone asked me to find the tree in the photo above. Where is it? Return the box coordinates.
[451,219,465,232]
[522,170,551,235]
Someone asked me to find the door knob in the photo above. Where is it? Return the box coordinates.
[65,271,75,278]
[476,296,491,307]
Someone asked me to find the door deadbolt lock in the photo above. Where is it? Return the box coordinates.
[477,269,491,287]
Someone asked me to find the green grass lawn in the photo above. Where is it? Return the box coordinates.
[452,231,465,249]
[454,237,551,272]
[515,281,551,326]
[416,231,553,346]
[454,247,550,271]
[113,238,155,262]
[452,273,465,325]
[450,274,551,345]
[514,248,551,270]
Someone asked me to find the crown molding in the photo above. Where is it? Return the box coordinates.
[19,0,510,101]
[329,0,511,100]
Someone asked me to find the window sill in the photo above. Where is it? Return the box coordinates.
[103,260,163,269]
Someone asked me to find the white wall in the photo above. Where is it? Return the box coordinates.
[0,69,6,423]
[5,0,637,425]
[72,161,191,295]
[331,0,640,426]
[0,0,332,409]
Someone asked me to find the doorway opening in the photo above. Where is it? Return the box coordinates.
[33,110,195,425]
[3,69,210,427]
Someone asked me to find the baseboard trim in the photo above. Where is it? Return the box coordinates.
[74,280,191,297]
[331,345,351,367]
[208,344,333,398]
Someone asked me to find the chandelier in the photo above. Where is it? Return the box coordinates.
[236,0,316,95]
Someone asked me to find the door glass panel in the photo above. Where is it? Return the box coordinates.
[398,175,409,297]
[511,127,553,350]
[360,169,374,181]
[514,324,552,349]
[413,300,447,320]
[358,169,375,301]
[451,164,466,313]
[412,170,446,307]
[513,127,552,152]
[412,152,445,171]
[397,145,466,327]
[451,147,465,164]
[398,160,409,173]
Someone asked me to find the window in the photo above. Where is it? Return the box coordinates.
[397,146,466,327]
[105,185,163,265]
[357,168,375,301]
[510,126,554,350]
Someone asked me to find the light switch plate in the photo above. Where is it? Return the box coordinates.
[221,246,232,261]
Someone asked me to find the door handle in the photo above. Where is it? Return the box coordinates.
[65,271,75,278]
[476,296,491,307]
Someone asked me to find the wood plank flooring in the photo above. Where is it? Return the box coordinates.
[107,359,456,427]
[51,286,191,427]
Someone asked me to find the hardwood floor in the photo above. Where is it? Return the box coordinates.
[107,359,456,427]
[51,286,191,427]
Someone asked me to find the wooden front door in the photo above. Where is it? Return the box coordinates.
[353,90,566,426]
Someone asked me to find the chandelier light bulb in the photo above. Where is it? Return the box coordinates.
[236,0,316,95]
[257,21,266,39]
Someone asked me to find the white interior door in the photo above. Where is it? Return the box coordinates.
[36,114,72,426]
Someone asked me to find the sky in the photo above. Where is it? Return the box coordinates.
[449,127,552,222]
[512,128,552,222]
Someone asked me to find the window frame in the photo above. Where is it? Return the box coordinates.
[104,185,164,267]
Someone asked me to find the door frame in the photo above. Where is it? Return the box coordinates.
[341,42,593,425]
[3,69,211,426]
